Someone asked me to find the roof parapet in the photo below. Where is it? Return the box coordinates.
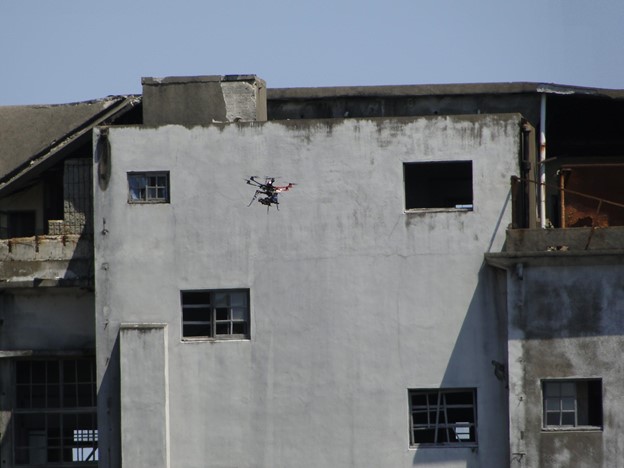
[141,75,267,126]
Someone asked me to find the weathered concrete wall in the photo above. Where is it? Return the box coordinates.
[95,114,521,467]
[142,75,267,126]
[0,288,94,350]
[268,91,542,128]
[505,262,624,468]
[0,235,93,287]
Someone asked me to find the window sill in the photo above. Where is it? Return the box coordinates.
[409,443,478,449]
[542,426,602,432]
[128,200,170,204]
[181,336,250,343]
[405,207,473,214]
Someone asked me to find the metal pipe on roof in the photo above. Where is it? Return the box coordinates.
[539,94,547,228]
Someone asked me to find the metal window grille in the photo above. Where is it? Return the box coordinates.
[182,289,249,339]
[14,358,98,466]
[63,159,93,235]
[128,172,170,203]
[409,388,477,446]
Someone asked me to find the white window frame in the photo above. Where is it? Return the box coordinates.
[542,379,603,430]
[127,171,170,203]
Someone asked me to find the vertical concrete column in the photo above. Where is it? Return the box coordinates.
[120,324,169,468]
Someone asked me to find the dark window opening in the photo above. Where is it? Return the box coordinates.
[43,167,64,234]
[181,289,250,340]
[14,359,98,466]
[0,211,36,239]
[404,161,473,210]
[543,379,602,429]
[409,388,477,447]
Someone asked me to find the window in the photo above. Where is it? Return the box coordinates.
[128,172,170,203]
[543,379,602,429]
[404,161,473,211]
[409,388,477,447]
[181,289,250,340]
[14,359,98,466]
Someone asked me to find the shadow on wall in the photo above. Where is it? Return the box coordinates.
[412,265,509,467]
[97,335,121,468]
[512,264,624,340]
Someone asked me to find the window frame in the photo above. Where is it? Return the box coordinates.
[542,379,603,431]
[181,289,250,341]
[403,160,474,212]
[408,388,478,448]
[13,358,98,466]
[127,171,170,204]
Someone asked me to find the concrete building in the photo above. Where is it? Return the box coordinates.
[2,75,624,467]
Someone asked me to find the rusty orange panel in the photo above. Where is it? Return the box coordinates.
[563,164,624,227]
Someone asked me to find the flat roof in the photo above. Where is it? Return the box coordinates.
[268,82,624,100]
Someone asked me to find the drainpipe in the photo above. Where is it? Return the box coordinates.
[539,94,547,228]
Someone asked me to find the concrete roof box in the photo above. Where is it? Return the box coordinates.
[141,75,267,126]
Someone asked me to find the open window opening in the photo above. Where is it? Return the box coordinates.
[404,161,473,211]
[409,388,477,447]
[0,211,36,239]
[543,379,603,429]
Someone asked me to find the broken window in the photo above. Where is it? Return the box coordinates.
[543,379,602,429]
[408,388,477,446]
[14,359,98,466]
[181,289,250,340]
[404,161,473,211]
[128,171,170,203]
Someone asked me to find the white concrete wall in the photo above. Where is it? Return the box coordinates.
[95,114,521,467]
[120,324,169,468]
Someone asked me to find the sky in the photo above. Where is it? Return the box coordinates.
[1,0,623,105]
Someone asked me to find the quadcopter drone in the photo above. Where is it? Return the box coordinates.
[245,176,296,211]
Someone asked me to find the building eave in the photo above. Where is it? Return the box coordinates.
[0,95,140,197]
[268,82,624,101]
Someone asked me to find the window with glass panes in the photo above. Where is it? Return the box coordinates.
[128,172,169,203]
[181,289,249,340]
[543,380,602,429]
[14,358,98,466]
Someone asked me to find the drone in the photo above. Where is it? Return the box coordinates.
[245,176,296,210]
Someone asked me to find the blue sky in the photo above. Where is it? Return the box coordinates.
[1,0,623,105]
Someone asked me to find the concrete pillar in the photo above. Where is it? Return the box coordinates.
[120,324,169,468]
